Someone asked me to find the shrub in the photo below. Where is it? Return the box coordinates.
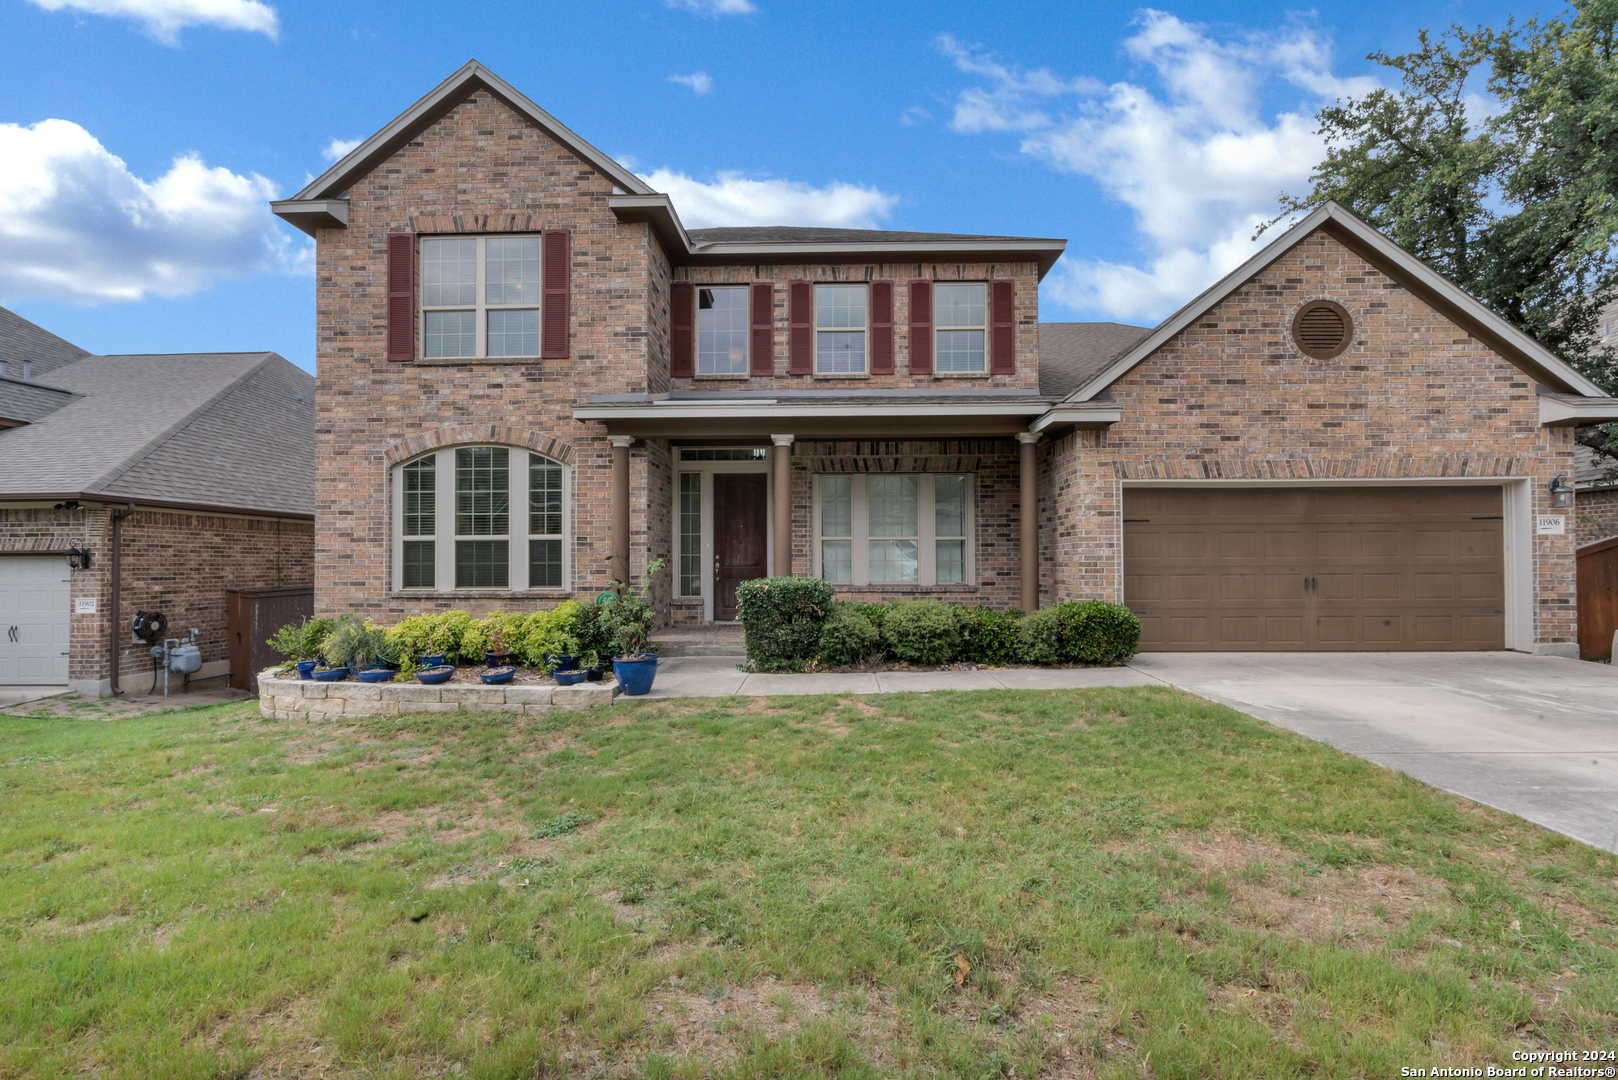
[516,601,585,667]
[881,600,963,665]
[323,615,398,669]
[816,603,882,667]
[574,603,616,667]
[265,616,334,663]
[461,611,531,659]
[1060,600,1141,665]
[387,611,477,664]
[846,601,891,636]
[736,577,834,671]
[959,606,1022,665]
[1017,606,1069,665]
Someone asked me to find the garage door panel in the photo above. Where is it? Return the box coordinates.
[1124,486,1505,652]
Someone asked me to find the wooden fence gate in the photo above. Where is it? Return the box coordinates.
[1576,535,1618,660]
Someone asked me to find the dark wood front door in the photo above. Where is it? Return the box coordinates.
[714,473,767,620]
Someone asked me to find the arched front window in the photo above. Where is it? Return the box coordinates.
[394,446,569,592]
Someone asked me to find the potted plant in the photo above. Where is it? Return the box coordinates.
[551,649,595,686]
[603,559,664,696]
[324,615,398,677]
[483,624,512,669]
[575,603,615,681]
[266,616,334,680]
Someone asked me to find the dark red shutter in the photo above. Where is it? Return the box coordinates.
[787,281,813,375]
[990,278,1015,374]
[385,233,414,363]
[870,280,894,375]
[541,229,571,359]
[670,282,695,377]
[907,280,932,375]
[750,282,775,376]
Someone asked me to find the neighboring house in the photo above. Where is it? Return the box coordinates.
[0,306,314,696]
[1575,443,1618,544]
[271,60,1618,656]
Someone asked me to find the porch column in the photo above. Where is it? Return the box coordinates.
[771,434,794,576]
[608,435,633,588]
[1016,431,1039,612]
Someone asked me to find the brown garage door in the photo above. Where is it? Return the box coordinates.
[1124,487,1505,651]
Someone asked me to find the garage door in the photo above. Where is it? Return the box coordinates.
[1124,487,1505,651]
[0,556,71,683]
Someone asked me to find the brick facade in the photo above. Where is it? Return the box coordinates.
[1576,488,1618,545]
[1040,230,1579,649]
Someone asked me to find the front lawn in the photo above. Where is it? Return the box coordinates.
[1,688,1614,1078]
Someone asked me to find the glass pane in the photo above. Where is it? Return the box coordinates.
[934,283,986,328]
[936,540,965,584]
[529,538,562,589]
[679,473,701,597]
[455,447,509,536]
[869,540,918,583]
[935,475,966,537]
[424,310,476,359]
[822,539,852,583]
[821,476,851,537]
[485,237,540,305]
[422,237,477,307]
[679,448,767,461]
[868,476,917,537]
[816,331,865,374]
[455,540,509,589]
[529,457,563,536]
[402,457,435,537]
[488,309,539,357]
[935,329,985,372]
[815,284,865,328]
[697,288,749,374]
[402,540,435,589]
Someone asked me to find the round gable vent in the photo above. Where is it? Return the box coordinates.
[1291,300,1352,360]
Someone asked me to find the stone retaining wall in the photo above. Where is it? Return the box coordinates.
[258,671,619,720]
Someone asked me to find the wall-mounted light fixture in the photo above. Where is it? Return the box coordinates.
[1549,474,1574,509]
[63,546,91,570]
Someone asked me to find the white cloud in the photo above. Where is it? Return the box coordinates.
[941,12,1380,321]
[24,0,279,45]
[0,119,308,305]
[668,72,714,96]
[322,136,362,161]
[639,168,896,229]
[664,0,754,14]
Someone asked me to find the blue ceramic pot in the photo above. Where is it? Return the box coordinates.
[296,660,317,680]
[553,668,588,686]
[480,666,516,685]
[484,651,511,669]
[416,665,454,685]
[417,654,446,668]
[613,655,658,696]
[357,667,394,683]
[585,663,608,682]
[311,667,348,682]
[545,654,577,673]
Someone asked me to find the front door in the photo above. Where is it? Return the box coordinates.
[714,473,767,620]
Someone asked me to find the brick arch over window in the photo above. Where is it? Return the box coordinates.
[383,424,575,468]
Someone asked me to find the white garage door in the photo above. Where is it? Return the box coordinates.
[0,557,71,684]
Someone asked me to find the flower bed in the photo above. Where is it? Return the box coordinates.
[257,669,618,720]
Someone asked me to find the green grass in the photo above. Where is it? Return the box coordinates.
[1,688,1614,1078]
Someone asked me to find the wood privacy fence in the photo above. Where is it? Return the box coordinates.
[1576,535,1618,660]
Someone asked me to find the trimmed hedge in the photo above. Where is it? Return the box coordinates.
[960,606,1023,665]
[881,600,962,665]
[816,604,882,667]
[736,577,834,671]
[1061,600,1141,665]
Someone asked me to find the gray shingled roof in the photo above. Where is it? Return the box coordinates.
[686,227,1059,245]
[0,348,314,517]
[1576,442,1618,488]
[1038,322,1152,398]
[0,376,77,425]
[0,305,90,379]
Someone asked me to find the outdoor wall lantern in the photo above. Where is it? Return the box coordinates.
[1549,475,1574,509]
[63,546,91,571]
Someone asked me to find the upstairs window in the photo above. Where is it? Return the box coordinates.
[697,287,749,374]
[815,284,866,374]
[934,284,986,373]
[421,236,541,359]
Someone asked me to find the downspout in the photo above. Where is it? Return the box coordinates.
[109,502,135,695]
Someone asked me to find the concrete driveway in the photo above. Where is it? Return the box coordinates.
[1132,652,1618,855]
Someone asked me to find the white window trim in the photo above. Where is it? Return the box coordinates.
[696,285,750,376]
[814,283,869,375]
[935,282,988,374]
[420,235,542,360]
[812,473,974,587]
[672,449,774,622]
[392,446,572,594]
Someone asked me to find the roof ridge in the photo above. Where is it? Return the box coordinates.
[81,354,278,496]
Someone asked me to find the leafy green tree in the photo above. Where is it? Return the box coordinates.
[1271,2,1618,457]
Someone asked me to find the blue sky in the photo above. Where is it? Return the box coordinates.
[1,0,1535,373]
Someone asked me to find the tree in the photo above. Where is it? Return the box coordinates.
[1271,2,1618,457]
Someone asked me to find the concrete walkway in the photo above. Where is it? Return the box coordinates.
[646,651,1618,854]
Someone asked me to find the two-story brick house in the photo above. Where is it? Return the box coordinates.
[273,61,1618,655]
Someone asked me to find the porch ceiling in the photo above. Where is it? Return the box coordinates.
[572,396,1120,439]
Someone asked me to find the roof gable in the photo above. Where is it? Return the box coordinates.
[1063,201,1610,402]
